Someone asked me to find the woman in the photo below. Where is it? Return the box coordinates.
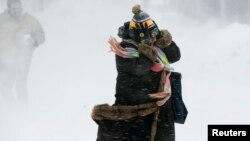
[92,5,181,141]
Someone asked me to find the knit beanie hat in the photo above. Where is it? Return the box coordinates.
[129,5,160,43]
[7,0,21,6]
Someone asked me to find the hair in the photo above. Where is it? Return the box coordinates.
[7,0,21,7]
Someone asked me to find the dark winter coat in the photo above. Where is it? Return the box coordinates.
[94,30,181,141]
[115,41,180,105]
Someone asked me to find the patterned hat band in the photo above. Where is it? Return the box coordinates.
[129,19,155,29]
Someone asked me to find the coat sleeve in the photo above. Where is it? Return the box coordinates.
[115,42,154,76]
[162,41,181,63]
[29,15,45,47]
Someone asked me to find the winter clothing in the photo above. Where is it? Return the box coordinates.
[0,10,45,62]
[94,41,180,141]
[7,0,21,6]
[137,42,158,62]
[131,5,150,22]
[0,9,45,101]
[93,5,181,141]
[92,102,157,121]
[118,21,130,39]
[155,29,172,48]
[150,62,164,72]
[128,5,160,43]
[169,72,188,124]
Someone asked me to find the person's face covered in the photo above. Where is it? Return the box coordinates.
[8,2,22,19]
[129,19,159,45]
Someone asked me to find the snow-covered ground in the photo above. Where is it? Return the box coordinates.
[0,0,250,141]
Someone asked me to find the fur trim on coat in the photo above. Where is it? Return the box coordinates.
[138,43,158,62]
[155,29,172,49]
[92,102,157,120]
